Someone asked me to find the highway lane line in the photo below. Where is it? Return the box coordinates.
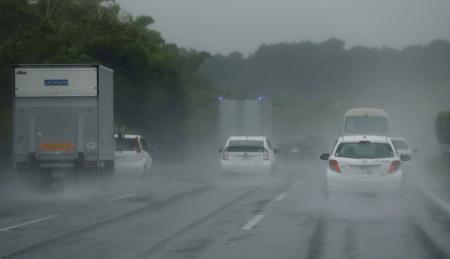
[2,186,212,258]
[136,188,258,258]
[273,192,287,202]
[107,193,137,202]
[417,184,450,215]
[242,214,265,230]
[0,214,59,232]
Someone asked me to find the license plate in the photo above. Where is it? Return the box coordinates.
[359,169,373,175]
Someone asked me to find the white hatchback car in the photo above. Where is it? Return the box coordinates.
[114,134,153,178]
[320,135,411,194]
[220,136,278,176]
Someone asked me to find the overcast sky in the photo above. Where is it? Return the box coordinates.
[117,0,450,55]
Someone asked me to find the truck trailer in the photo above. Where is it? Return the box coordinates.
[13,64,114,186]
[218,97,272,144]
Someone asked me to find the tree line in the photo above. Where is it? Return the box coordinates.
[0,0,217,163]
[201,39,450,138]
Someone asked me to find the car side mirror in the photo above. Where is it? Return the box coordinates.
[273,148,280,154]
[320,153,330,160]
[400,154,411,162]
[218,148,223,153]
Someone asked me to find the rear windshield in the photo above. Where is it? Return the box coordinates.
[335,142,394,159]
[115,138,138,151]
[392,140,409,150]
[226,146,265,152]
[228,140,264,147]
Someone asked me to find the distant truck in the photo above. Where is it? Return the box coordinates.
[218,97,272,144]
[343,108,389,136]
[435,110,450,154]
[13,64,114,186]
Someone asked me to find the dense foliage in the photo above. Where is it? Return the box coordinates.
[436,111,450,144]
[202,39,450,138]
[0,0,217,162]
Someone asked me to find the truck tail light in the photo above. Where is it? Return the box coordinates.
[329,159,341,173]
[388,160,400,174]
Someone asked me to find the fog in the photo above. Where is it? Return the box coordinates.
[117,0,450,54]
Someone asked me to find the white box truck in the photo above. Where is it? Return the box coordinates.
[13,64,114,186]
[218,97,272,144]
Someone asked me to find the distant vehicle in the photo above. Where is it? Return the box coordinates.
[276,136,317,161]
[435,110,450,155]
[219,136,278,176]
[320,135,411,194]
[343,108,389,136]
[114,134,152,178]
[218,97,272,145]
[391,137,417,158]
[13,64,114,188]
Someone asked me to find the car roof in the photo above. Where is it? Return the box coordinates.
[391,137,408,143]
[344,108,388,117]
[114,134,141,139]
[338,135,390,143]
[227,136,266,141]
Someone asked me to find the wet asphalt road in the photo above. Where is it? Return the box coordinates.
[0,157,450,259]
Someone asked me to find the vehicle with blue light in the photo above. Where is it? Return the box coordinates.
[217,97,272,145]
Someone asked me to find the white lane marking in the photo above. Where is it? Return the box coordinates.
[417,184,450,215]
[107,193,137,202]
[273,192,287,202]
[0,214,59,232]
[242,214,265,230]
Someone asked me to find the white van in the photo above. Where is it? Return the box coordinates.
[343,108,389,136]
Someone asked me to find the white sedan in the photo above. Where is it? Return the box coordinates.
[114,134,153,178]
[320,135,411,194]
[220,136,278,177]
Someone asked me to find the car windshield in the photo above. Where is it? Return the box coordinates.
[115,138,138,151]
[335,142,394,159]
[392,140,409,150]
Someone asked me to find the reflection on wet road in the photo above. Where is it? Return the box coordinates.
[0,159,449,259]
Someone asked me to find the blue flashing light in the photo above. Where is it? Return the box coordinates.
[218,96,224,102]
[257,96,264,101]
